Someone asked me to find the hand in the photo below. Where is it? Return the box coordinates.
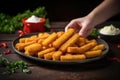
[65,16,95,37]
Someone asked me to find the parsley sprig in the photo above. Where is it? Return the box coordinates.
[0,54,31,75]
[90,28,99,37]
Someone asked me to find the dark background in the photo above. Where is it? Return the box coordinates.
[0,0,120,21]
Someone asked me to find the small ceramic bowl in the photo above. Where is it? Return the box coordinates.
[22,17,46,33]
[97,22,120,43]
[98,30,120,43]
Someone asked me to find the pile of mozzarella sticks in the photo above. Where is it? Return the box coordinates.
[15,28,105,61]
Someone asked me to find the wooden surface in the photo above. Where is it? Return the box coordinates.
[0,22,120,80]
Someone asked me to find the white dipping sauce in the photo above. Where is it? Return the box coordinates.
[100,24,120,35]
[25,15,41,23]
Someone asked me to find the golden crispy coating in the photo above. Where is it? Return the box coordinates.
[38,32,50,39]
[19,38,26,43]
[76,37,86,46]
[59,33,79,53]
[38,33,43,38]
[24,35,39,43]
[52,28,75,49]
[24,43,42,56]
[25,38,33,43]
[84,50,102,58]
[67,41,97,54]
[60,54,86,61]
[52,51,63,60]
[15,43,25,51]
[42,32,58,46]
[15,41,36,51]
[38,47,56,58]
[30,35,38,39]
[37,39,44,44]
[57,31,64,38]
[90,44,105,51]
[86,39,97,43]
[44,51,55,60]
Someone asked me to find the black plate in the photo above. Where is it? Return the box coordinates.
[12,33,109,65]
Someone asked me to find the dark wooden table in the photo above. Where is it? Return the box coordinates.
[0,22,120,80]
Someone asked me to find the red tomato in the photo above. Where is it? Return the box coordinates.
[3,49,11,55]
[0,42,7,48]
[18,30,25,37]
[117,44,120,48]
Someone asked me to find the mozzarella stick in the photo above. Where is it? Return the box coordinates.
[52,28,75,49]
[38,32,50,39]
[57,31,64,38]
[15,41,36,51]
[84,50,102,58]
[44,52,55,60]
[37,38,44,44]
[38,47,56,58]
[15,43,25,51]
[24,43,42,56]
[76,37,86,46]
[42,32,58,46]
[67,47,80,53]
[60,54,86,61]
[30,35,38,39]
[90,44,105,51]
[38,33,43,38]
[67,41,97,54]
[59,33,79,53]
[19,38,26,43]
[86,39,97,43]
[52,51,63,61]
[25,38,33,42]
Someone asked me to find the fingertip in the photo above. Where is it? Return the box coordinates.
[65,27,68,32]
[79,32,84,37]
[65,26,73,32]
[79,32,87,38]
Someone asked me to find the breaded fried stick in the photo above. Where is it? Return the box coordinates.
[38,47,56,58]
[24,43,42,56]
[59,33,79,53]
[52,28,75,49]
[84,50,102,58]
[42,32,58,46]
[67,41,97,54]
[60,54,86,61]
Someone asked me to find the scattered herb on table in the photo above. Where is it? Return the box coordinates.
[0,54,31,75]
[0,42,31,75]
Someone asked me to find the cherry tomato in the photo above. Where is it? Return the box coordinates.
[18,30,23,34]
[0,42,7,48]
[18,30,24,37]
[117,44,120,48]
[3,49,11,55]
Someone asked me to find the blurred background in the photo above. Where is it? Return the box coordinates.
[0,0,120,21]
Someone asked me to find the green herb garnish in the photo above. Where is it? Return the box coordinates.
[0,54,31,75]
[90,28,99,37]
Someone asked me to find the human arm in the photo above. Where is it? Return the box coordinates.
[65,0,120,37]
